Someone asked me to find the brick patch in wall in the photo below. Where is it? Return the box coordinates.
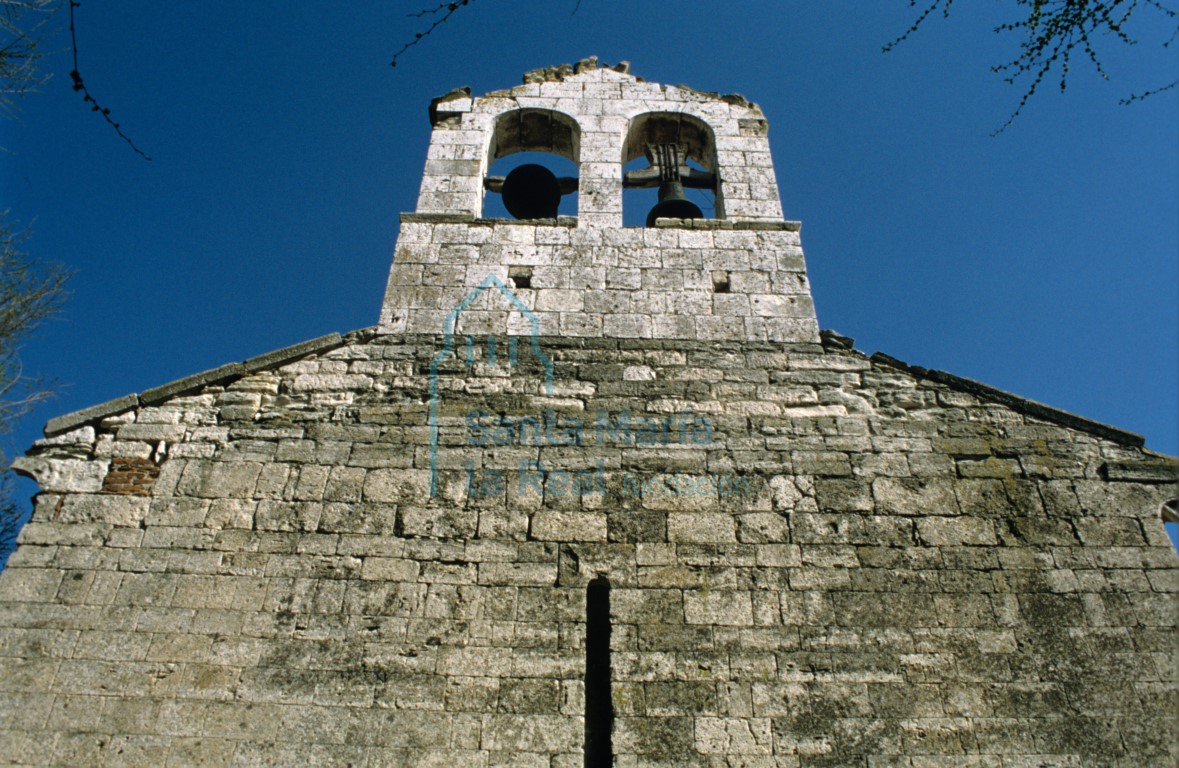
[100,457,161,496]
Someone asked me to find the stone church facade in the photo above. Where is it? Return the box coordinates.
[0,59,1175,767]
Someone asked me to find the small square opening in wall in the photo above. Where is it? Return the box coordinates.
[509,267,532,290]
[712,271,730,293]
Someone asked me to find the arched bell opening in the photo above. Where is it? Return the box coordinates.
[622,112,720,227]
[484,152,579,220]
[483,109,581,220]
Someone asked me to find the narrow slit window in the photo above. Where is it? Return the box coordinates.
[584,576,613,767]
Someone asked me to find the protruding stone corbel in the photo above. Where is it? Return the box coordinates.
[11,456,109,493]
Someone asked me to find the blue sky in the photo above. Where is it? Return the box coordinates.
[2,2,1176,545]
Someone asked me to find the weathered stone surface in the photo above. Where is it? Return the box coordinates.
[10,456,108,493]
[11,332,1164,765]
[140,363,244,406]
[44,393,138,437]
[241,332,345,373]
[1,63,1175,768]
[379,66,814,343]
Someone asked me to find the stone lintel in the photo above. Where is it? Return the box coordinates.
[870,352,1146,448]
[398,212,801,232]
[400,212,476,224]
[651,218,801,231]
[1101,458,1178,483]
[140,363,245,406]
[240,333,345,374]
[400,212,582,228]
[44,394,138,437]
[478,216,579,227]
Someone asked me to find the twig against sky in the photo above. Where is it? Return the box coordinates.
[886,0,1179,134]
[391,0,475,68]
[67,0,150,160]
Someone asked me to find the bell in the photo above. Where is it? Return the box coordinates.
[645,180,703,227]
[501,164,562,220]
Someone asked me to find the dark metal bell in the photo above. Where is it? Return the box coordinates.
[501,164,562,220]
[645,181,704,227]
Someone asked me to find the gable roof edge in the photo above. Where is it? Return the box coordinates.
[868,351,1145,448]
[41,330,374,437]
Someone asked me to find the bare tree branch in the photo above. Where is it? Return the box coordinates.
[0,216,71,421]
[391,0,476,68]
[67,0,151,160]
[0,471,21,567]
[883,0,957,53]
[0,214,71,564]
[886,0,1179,133]
[0,0,52,119]
[0,3,68,563]
[1120,76,1179,102]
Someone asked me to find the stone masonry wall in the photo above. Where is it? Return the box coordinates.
[379,60,818,343]
[1,332,1174,767]
[379,217,818,343]
[411,61,784,226]
[2,59,1175,768]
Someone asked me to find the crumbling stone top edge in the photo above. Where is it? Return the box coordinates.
[341,326,381,344]
[869,352,1146,448]
[672,85,763,114]
[463,59,768,115]
[516,56,634,87]
[42,331,350,438]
